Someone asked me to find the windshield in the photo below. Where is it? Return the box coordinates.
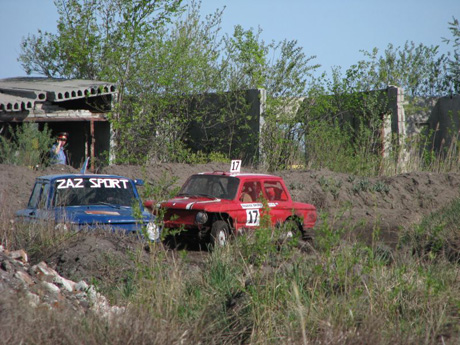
[53,177,137,207]
[178,175,239,200]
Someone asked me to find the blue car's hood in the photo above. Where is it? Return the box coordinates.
[56,205,151,224]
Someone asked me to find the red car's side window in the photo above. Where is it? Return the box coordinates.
[264,181,288,201]
[239,181,262,202]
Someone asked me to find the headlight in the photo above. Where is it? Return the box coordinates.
[146,222,160,241]
[195,212,208,225]
[55,223,69,231]
[55,222,79,232]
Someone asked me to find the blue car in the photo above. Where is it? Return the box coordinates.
[16,173,159,241]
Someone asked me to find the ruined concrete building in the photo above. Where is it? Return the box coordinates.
[0,77,116,170]
[1,77,459,172]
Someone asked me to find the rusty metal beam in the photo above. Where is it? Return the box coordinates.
[90,119,95,172]
[0,117,108,123]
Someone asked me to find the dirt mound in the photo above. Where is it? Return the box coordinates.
[279,169,460,245]
[0,164,79,216]
[46,230,152,284]
[3,162,460,237]
[2,162,460,281]
[97,164,460,246]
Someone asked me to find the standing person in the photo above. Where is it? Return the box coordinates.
[50,132,69,165]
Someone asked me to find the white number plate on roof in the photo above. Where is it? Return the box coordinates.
[230,160,241,173]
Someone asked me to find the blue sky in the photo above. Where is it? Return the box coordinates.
[0,0,458,79]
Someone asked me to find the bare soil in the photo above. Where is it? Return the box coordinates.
[2,162,460,282]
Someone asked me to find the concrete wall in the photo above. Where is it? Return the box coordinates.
[404,96,438,136]
[382,86,406,158]
[427,94,460,152]
[186,89,265,164]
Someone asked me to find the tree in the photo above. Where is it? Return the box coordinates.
[443,17,460,94]
[109,0,227,163]
[219,25,320,169]
[19,0,184,81]
[344,42,449,97]
[260,39,320,169]
[221,25,269,90]
[17,0,319,167]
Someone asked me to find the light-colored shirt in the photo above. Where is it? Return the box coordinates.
[50,143,66,165]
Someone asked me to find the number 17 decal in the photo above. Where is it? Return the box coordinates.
[246,209,260,226]
[230,160,241,173]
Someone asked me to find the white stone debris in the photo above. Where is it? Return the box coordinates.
[0,245,124,320]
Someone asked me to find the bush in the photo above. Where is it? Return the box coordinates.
[0,123,53,167]
[401,197,460,262]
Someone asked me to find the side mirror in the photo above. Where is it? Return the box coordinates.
[134,179,145,186]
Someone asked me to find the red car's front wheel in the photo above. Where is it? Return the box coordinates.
[210,220,229,247]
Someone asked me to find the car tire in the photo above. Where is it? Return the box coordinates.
[210,220,229,247]
[281,219,302,241]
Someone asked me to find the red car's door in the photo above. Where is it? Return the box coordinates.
[237,180,264,228]
[262,180,291,226]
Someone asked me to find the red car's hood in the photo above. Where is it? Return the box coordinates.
[161,196,233,211]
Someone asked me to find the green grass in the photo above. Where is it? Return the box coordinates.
[2,199,460,344]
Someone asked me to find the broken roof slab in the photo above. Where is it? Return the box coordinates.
[0,77,117,113]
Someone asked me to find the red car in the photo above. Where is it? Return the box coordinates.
[146,162,317,247]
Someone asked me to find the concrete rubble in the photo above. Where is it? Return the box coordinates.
[0,244,125,320]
